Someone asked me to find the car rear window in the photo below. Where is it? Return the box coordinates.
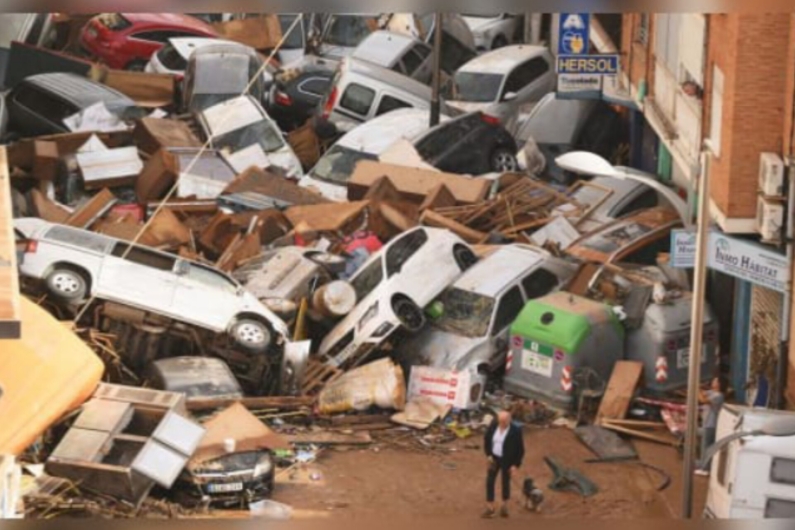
[157,44,188,71]
[340,83,375,116]
[452,72,504,102]
[98,13,132,31]
[45,226,112,254]
[194,55,251,94]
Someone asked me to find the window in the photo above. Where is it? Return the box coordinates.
[46,226,112,254]
[401,47,425,76]
[620,233,672,266]
[376,95,411,116]
[278,14,305,50]
[98,13,132,31]
[492,286,524,335]
[350,259,384,302]
[710,65,724,157]
[185,264,238,293]
[438,32,477,74]
[765,498,795,519]
[298,77,330,97]
[385,229,429,277]
[615,189,659,218]
[111,243,176,272]
[503,57,549,96]
[771,458,795,486]
[132,31,174,43]
[310,145,379,184]
[415,115,479,160]
[339,83,375,116]
[521,269,559,300]
[637,14,650,46]
[14,86,76,124]
[324,15,377,47]
[412,44,432,61]
[157,44,188,71]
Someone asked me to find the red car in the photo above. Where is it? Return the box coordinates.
[80,13,218,71]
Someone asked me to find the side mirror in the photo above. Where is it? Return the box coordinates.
[503,91,518,102]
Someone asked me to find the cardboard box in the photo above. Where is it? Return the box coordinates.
[347,161,491,205]
[133,118,202,156]
[32,141,60,181]
[407,366,487,411]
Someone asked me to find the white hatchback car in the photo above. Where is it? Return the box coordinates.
[462,13,522,51]
[318,227,477,367]
[448,45,555,135]
[13,218,290,353]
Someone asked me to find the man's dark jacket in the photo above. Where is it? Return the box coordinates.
[484,421,525,468]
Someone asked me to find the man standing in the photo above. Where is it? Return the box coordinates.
[483,410,525,518]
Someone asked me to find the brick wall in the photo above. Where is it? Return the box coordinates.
[707,14,790,220]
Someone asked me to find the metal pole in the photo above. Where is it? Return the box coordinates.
[681,140,714,518]
[429,12,443,128]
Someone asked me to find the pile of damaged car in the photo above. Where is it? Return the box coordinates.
[0,11,729,521]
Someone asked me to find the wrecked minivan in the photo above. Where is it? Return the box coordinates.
[396,244,576,379]
[14,218,290,354]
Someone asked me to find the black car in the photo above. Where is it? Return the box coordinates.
[178,449,276,507]
[6,72,141,138]
[268,69,332,131]
[413,111,519,175]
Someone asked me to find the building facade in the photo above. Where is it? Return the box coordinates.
[619,13,795,408]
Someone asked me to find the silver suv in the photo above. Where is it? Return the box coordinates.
[13,218,289,353]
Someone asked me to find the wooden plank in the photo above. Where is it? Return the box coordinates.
[0,148,21,338]
[596,361,644,424]
[420,210,487,244]
[185,396,315,412]
[65,188,117,229]
[285,431,373,446]
[599,423,681,447]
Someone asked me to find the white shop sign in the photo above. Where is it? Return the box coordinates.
[407,366,486,410]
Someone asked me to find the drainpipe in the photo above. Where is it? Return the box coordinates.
[777,161,794,410]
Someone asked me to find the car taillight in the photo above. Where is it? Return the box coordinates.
[275,91,293,106]
[25,240,38,253]
[480,113,501,126]
[322,86,338,119]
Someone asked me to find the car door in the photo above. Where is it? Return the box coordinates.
[97,242,178,313]
[488,285,525,363]
[171,260,241,331]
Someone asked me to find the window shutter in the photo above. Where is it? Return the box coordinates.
[679,14,706,85]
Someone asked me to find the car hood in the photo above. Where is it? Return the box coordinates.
[398,326,485,371]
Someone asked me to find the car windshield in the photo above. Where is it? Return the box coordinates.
[279,14,304,49]
[350,257,384,301]
[452,72,504,102]
[324,15,376,47]
[311,145,379,184]
[212,118,286,154]
[432,288,495,338]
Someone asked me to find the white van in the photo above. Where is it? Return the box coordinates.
[300,108,448,201]
[704,404,795,519]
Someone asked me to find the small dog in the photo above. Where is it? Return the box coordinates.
[522,477,544,512]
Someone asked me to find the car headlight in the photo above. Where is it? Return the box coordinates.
[253,454,273,477]
[358,301,379,330]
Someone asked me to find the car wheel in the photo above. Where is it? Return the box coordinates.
[231,319,272,353]
[453,245,478,271]
[492,35,508,49]
[392,296,426,333]
[126,59,147,72]
[490,147,519,172]
[46,268,88,302]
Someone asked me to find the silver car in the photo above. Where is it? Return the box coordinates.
[13,218,289,353]
[395,244,577,376]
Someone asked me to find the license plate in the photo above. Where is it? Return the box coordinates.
[207,482,243,493]
[521,350,553,377]
[676,347,708,369]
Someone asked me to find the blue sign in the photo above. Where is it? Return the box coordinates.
[557,54,620,75]
[558,13,590,55]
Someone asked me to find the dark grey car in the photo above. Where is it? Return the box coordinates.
[6,72,140,138]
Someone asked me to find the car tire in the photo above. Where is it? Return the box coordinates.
[126,59,147,72]
[231,319,272,353]
[492,35,508,49]
[392,296,426,333]
[490,147,519,172]
[45,268,88,302]
[453,244,478,271]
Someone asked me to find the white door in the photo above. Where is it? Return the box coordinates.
[97,242,178,311]
[170,261,242,332]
